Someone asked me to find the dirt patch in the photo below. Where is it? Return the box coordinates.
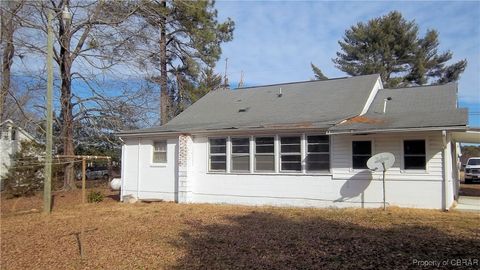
[460,182,480,197]
[1,191,479,269]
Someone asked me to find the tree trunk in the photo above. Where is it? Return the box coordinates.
[0,3,15,122]
[59,1,76,190]
[159,0,170,125]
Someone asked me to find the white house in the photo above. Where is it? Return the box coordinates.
[0,119,35,188]
[118,74,477,210]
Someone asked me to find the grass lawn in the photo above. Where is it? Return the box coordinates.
[1,188,479,269]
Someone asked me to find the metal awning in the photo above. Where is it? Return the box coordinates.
[451,128,480,143]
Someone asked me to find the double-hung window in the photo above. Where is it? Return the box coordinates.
[352,141,371,169]
[306,135,330,171]
[209,138,227,171]
[404,140,426,170]
[280,136,301,172]
[152,141,167,163]
[255,137,275,172]
[231,137,250,172]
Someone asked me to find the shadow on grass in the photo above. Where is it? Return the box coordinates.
[171,211,480,269]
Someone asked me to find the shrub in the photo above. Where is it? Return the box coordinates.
[87,191,104,203]
[2,141,44,197]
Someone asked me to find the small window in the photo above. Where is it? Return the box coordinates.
[231,137,250,172]
[404,140,426,170]
[307,135,330,171]
[152,141,167,163]
[280,136,301,172]
[209,138,227,171]
[352,141,371,169]
[255,137,275,172]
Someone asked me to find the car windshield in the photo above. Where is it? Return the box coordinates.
[467,159,480,165]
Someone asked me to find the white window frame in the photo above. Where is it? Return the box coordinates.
[152,140,167,165]
[279,135,302,173]
[208,137,227,172]
[254,135,276,173]
[230,136,251,172]
[305,134,331,172]
[351,139,373,171]
[401,138,428,173]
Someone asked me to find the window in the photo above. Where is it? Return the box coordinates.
[231,137,250,172]
[209,138,227,171]
[352,141,371,169]
[404,140,426,170]
[255,137,275,172]
[152,141,167,163]
[280,136,301,172]
[306,135,330,171]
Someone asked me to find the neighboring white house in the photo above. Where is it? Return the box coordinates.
[0,119,35,187]
[118,74,477,210]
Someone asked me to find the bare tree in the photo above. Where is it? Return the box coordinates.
[13,0,146,190]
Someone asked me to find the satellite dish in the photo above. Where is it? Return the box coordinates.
[367,152,395,211]
[367,152,395,172]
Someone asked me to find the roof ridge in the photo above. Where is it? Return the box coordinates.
[235,74,380,90]
[381,82,456,91]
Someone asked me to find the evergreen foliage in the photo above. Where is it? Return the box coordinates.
[332,11,467,88]
[2,141,44,197]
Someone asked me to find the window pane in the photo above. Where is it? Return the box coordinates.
[281,144,300,153]
[307,135,329,143]
[281,154,301,171]
[404,140,425,155]
[404,156,426,170]
[255,137,274,145]
[153,152,167,163]
[353,156,370,169]
[210,138,226,146]
[352,141,371,155]
[256,145,274,153]
[232,145,249,153]
[210,155,226,171]
[308,144,329,153]
[231,137,249,146]
[307,153,329,162]
[255,155,275,171]
[307,161,329,171]
[281,136,300,144]
[154,141,166,151]
[281,161,301,171]
[232,156,250,171]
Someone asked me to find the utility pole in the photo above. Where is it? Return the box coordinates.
[43,11,54,214]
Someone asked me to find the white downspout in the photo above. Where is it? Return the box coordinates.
[442,130,449,211]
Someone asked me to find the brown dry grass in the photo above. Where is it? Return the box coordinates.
[1,189,479,269]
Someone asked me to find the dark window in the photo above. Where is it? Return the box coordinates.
[209,138,226,171]
[255,137,275,171]
[404,140,426,170]
[352,141,372,169]
[280,136,301,172]
[307,135,330,171]
[231,137,250,172]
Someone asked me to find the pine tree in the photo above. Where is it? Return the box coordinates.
[332,11,467,88]
[133,0,234,124]
[310,63,328,80]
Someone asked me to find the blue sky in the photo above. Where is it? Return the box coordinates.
[213,0,480,126]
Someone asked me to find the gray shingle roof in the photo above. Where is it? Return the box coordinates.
[329,83,468,133]
[118,75,468,136]
[119,74,380,135]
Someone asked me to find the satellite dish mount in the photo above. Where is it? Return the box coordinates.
[367,152,395,211]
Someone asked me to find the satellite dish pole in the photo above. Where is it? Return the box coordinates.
[367,152,395,211]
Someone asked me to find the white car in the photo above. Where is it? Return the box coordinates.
[464,157,480,184]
